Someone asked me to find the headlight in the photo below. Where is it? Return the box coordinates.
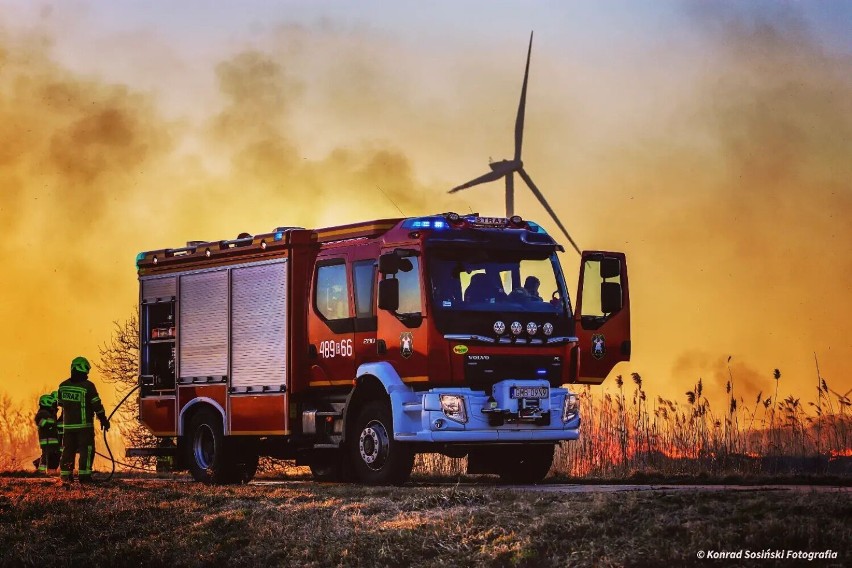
[562,393,579,422]
[440,394,468,423]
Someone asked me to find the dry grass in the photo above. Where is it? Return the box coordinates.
[0,477,849,567]
[2,363,850,479]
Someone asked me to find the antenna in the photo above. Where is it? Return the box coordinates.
[447,32,581,255]
[376,186,406,216]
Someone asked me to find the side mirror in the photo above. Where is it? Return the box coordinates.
[601,257,621,279]
[601,282,622,314]
[379,253,400,275]
[378,278,400,311]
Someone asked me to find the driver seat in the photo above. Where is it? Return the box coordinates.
[464,273,491,303]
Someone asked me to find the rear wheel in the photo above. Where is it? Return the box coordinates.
[497,444,555,484]
[185,407,257,484]
[348,401,414,485]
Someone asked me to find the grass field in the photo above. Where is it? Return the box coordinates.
[0,476,848,567]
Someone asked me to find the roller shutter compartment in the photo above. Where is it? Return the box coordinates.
[231,262,288,390]
[179,270,228,379]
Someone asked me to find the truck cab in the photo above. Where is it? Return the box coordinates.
[302,213,630,483]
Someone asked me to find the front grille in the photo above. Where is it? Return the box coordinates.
[464,354,563,389]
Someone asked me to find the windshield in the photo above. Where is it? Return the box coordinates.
[427,247,571,316]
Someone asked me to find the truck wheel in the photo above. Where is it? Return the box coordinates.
[185,407,256,484]
[309,450,347,482]
[498,444,555,484]
[348,401,414,485]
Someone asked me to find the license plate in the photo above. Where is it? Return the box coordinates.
[510,386,549,399]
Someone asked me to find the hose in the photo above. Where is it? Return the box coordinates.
[94,384,141,483]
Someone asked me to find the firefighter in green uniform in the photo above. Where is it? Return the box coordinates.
[34,392,61,474]
[57,357,109,484]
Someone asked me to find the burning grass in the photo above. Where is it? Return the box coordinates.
[0,478,849,567]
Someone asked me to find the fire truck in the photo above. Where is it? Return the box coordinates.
[133,212,630,484]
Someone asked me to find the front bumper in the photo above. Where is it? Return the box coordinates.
[391,380,580,443]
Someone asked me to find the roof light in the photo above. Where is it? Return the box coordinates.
[526,221,548,234]
[402,217,450,230]
[135,252,146,268]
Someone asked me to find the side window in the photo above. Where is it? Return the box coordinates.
[352,260,376,318]
[316,262,350,321]
[579,259,604,317]
[397,257,422,314]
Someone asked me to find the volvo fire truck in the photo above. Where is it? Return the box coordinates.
[132,213,630,484]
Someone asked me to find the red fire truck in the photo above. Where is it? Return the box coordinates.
[133,213,630,484]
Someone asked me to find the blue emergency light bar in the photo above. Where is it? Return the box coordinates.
[401,217,449,230]
[403,213,548,234]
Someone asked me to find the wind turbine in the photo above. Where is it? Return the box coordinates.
[448,32,582,255]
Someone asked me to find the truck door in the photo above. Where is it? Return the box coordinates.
[308,254,356,387]
[376,247,427,383]
[575,251,631,384]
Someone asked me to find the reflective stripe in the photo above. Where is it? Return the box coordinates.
[38,419,48,427]
[79,469,92,475]
[91,397,101,403]
[63,423,94,430]
[46,439,60,445]
[85,444,94,472]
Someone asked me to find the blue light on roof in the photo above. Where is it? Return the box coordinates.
[403,217,449,230]
[536,368,547,375]
[274,231,284,241]
[526,222,548,234]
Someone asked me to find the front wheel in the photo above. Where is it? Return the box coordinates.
[347,401,414,485]
[498,444,555,484]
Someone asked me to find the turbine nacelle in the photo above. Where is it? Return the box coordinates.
[489,159,522,173]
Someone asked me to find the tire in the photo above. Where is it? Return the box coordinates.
[497,444,555,484]
[308,450,348,482]
[185,407,257,484]
[347,400,414,485]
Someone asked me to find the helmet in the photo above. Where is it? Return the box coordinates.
[39,393,57,407]
[71,356,91,374]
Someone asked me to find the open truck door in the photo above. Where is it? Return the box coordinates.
[574,251,630,384]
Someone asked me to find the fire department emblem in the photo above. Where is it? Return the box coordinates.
[400,332,414,359]
[591,334,606,360]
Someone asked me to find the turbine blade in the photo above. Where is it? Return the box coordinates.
[514,31,533,162]
[448,169,506,193]
[518,168,582,255]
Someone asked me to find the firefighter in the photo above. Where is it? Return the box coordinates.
[34,392,61,474]
[57,356,110,485]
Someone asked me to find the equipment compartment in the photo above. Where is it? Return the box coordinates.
[141,299,176,393]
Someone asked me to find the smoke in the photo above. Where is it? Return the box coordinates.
[581,7,852,404]
[0,5,849,409]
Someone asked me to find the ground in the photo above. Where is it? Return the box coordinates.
[0,475,848,567]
